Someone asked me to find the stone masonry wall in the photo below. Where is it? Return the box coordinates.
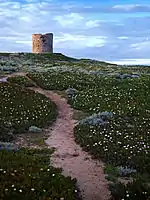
[32,33,53,53]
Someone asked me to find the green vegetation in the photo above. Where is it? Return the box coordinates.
[7,76,35,87]
[23,53,78,63]
[74,123,150,172]
[27,71,96,91]
[0,53,150,199]
[27,69,150,199]
[109,179,150,200]
[0,148,78,200]
[1,52,150,75]
[0,82,57,141]
[0,53,12,57]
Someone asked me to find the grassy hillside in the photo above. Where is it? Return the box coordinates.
[0,52,150,200]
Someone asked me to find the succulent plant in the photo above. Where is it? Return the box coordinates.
[65,88,78,98]
[117,166,137,177]
[78,111,112,126]
[0,142,19,151]
[28,126,43,133]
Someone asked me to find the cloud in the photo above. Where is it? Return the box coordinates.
[118,36,129,40]
[85,20,101,28]
[0,1,108,52]
[0,0,150,64]
[111,59,150,65]
[51,3,150,14]
[53,13,84,27]
[112,4,150,12]
[54,33,106,49]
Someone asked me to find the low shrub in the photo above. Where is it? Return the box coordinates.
[7,76,35,87]
[74,123,150,173]
[0,148,78,200]
[0,82,57,140]
[109,179,150,200]
[27,71,99,91]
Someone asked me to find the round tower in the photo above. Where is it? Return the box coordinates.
[32,33,53,53]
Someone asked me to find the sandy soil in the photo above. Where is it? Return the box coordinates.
[4,72,111,200]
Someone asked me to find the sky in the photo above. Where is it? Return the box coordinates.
[1,0,150,64]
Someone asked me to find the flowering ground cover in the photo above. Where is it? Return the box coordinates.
[27,70,150,199]
[0,82,57,141]
[1,52,150,76]
[71,75,150,116]
[72,77,150,199]
[0,53,150,199]
[27,71,97,91]
[0,78,78,199]
[7,76,35,87]
[72,75,150,199]
[23,52,78,62]
[0,148,78,200]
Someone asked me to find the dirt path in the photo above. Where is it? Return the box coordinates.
[4,72,111,200]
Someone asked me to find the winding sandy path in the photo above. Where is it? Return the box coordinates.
[4,72,111,200]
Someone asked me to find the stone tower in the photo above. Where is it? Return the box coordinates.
[32,33,53,53]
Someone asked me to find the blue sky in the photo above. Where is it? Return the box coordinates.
[1,0,150,64]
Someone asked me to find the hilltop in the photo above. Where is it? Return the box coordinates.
[0,52,150,77]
